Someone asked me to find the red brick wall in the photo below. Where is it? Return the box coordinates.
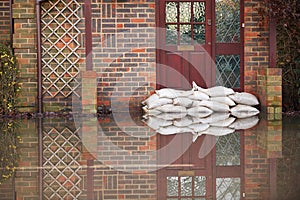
[244,0,270,94]
[0,0,10,44]
[92,0,156,111]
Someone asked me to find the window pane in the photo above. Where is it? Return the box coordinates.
[180,176,192,196]
[216,132,240,166]
[180,2,192,22]
[167,176,179,196]
[193,24,205,44]
[166,24,178,45]
[193,2,205,22]
[180,25,192,44]
[194,176,206,196]
[166,2,178,23]
[216,0,240,43]
[216,55,240,88]
[216,178,241,199]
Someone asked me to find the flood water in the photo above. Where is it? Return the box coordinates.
[0,112,299,200]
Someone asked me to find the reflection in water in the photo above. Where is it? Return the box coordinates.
[0,115,299,199]
[0,120,21,187]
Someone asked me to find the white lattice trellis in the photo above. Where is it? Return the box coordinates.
[41,0,81,97]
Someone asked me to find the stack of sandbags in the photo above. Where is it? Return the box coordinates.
[141,81,260,141]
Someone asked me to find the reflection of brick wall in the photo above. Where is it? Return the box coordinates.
[244,117,282,199]
[15,119,39,199]
[80,114,157,199]
[0,0,10,43]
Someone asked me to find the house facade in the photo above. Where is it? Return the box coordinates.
[0,0,281,116]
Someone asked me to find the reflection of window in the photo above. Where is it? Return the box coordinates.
[216,178,241,199]
[165,1,206,45]
[216,132,241,166]
[167,176,206,199]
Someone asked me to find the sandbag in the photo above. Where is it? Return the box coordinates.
[198,100,230,112]
[229,116,259,130]
[198,113,230,124]
[202,126,235,136]
[173,97,193,108]
[228,92,259,106]
[192,82,234,97]
[189,123,209,133]
[142,106,162,116]
[188,91,210,101]
[173,117,193,127]
[187,106,213,118]
[156,104,187,113]
[155,112,187,120]
[143,116,173,130]
[209,117,236,127]
[210,96,236,107]
[156,88,193,98]
[230,104,260,118]
[157,126,192,135]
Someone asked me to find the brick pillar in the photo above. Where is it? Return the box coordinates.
[257,68,282,119]
[81,71,97,114]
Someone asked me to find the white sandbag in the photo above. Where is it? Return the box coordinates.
[198,100,230,112]
[187,106,213,118]
[173,97,193,108]
[155,112,187,121]
[205,86,235,97]
[173,117,193,127]
[210,96,236,107]
[202,126,235,136]
[157,126,192,135]
[156,88,193,98]
[156,104,187,113]
[229,116,260,130]
[230,104,260,118]
[209,117,236,127]
[142,106,162,116]
[143,117,173,130]
[142,93,159,105]
[228,92,259,106]
[188,91,210,101]
[192,82,234,97]
[198,113,230,124]
[189,123,209,133]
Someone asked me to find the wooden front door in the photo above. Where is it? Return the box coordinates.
[156,0,214,89]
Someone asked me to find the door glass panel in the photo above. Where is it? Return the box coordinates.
[216,178,241,199]
[216,132,240,166]
[166,2,178,23]
[216,0,240,43]
[193,24,205,44]
[167,176,179,196]
[194,176,206,196]
[216,55,240,88]
[180,176,192,196]
[180,25,192,44]
[193,2,205,22]
[180,2,192,22]
[166,24,178,45]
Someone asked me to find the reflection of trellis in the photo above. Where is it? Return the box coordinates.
[41,0,81,97]
[43,127,82,199]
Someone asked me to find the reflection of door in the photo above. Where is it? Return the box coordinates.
[156,0,214,89]
[157,133,245,199]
